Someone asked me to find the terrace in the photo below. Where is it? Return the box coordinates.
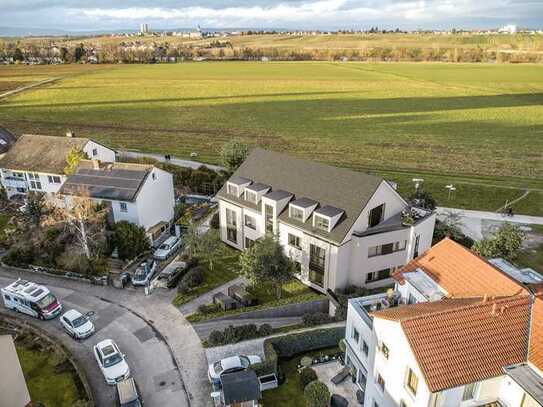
[349,291,401,328]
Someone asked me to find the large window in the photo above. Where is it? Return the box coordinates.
[362,340,369,356]
[245,190,257,204]
[462,382,478,401]
[351,326,360,343]
[366,268,391,283]
[406,368,418,396]
[47,175,61,184]
[309,244,326,287]
[290,206,304,221]
[264,204,274,233]
[368,204,385,227]
[244,214,256,230]
[368,240,407,257]
[227,183,238,196]
[226,208,238,244]
[288,234,301,249]
[28,173,42,190]
[314,215,329,231]
[119,202,128,212]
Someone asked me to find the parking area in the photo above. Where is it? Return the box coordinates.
[0,271,187,407]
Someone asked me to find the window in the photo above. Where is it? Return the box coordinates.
[227,183,238,196]
[152,173,156,180]
[368,240,407,258]
[380,343,389,359]
[314,215,329,231]
[290,206,304,221]
[521,393,540,407]
[244,215,256,230]
[369,204,385,227]
[406,368,419,396]
[92,148,98,156]
[373,402,380,407]
[309,244,326,287]
[288,234,301,249]
[264,204,274,233]
[13,172,24,178]
[28,173,42,190]
[366,268,391,283]
[462,382,478,401]
[414,235,421,258]
[226,208,238,244]
[245,237,254,249]
[245,190,257,204]
[395,240,407,251]
[408,293,417,305]
[376,374,385,392]
[352,327,360,343]
[48,175,61,184]
[119,202,128,212]
[362,340,369,356]
[294,261,301,275]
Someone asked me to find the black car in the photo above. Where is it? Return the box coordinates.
[157,262,188,288]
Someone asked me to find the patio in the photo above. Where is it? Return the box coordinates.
[313,360,361,406]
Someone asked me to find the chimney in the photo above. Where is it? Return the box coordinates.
[66,130,74,138]
[491,303,497,316]
[92,159,100,170]
[482,294,488,303]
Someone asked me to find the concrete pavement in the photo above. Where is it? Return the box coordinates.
[119,150,226,172]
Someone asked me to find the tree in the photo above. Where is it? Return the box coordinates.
[220,139,249,173]
[74,43,85,62]
[472,223,524,261]
[111,221,150,261]
[239,234,295,299]
[304,380,330,407]
[64,147,86,175]
[409,189,436,210]
[20,191,48,227]
[13,48,24,61]
[433,212,474,248]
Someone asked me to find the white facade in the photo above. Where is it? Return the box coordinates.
[218,179,435,294]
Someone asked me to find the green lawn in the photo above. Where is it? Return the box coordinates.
[262,346,340,407]
[186,278,323,323]
[517,245,543,274]
[17,346,80,407]
[1,62,542,214]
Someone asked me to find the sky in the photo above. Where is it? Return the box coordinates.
[0,0,542,32]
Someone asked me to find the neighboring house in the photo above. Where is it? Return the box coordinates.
[344,237,543,407]
[0,335,31,407]
[216,148,435,293]
[211,370,262,407]
[59,160,175,234]
[0,133,115,199]
[0,127,16,155]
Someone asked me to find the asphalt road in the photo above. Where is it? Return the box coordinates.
[0,268,187,407]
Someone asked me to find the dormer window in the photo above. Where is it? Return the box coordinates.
[245,190,257,204]
[314,215,330,232]
[290,206,304,221]
[227,183,238,196]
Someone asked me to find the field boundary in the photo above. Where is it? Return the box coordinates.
[0,76,62,99]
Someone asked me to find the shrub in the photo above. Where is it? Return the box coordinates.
[110,221,150,260]
[198,303,221,315]
[302,312,333,327]
[258,323,273,337]
[3,244,35,267]
[304,380,330,407]
[300,367,318,389]
[208,330,225,346]
[210,212,220,229]
[178,266,205,293]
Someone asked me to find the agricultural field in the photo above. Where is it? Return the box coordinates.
[0,61,542,214]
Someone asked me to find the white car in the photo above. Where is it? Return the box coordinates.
[153,236,182,260]
[208,355,262,383]
[94,339,131,385]
[60,309,95,339]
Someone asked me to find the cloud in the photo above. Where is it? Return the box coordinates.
[0,0,542,31]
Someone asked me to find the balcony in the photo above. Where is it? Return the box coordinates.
[3,177,28,189]
[350,291,401,328]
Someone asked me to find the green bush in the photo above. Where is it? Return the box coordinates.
[258,323,273,337]
[110,221,150,260]
[178,266,205,293]
[198,303,221,315]
[302,312,333,327]
[300,367,318,389]
[210,212,220,229]
[304,380,330,407]
[3,244,35,267]
[207,323,260,346]
[208,330,225,346]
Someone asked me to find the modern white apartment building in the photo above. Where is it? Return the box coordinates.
[0,133,115,199]
[344,238,543,407]
[217,148,436,293]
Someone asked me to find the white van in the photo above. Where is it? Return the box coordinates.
[1,279,62,320]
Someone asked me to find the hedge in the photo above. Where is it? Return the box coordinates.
[253,326,345,376]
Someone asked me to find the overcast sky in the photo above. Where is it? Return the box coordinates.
[1,0,542,32]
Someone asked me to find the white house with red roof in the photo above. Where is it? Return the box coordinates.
[344,238,543,407]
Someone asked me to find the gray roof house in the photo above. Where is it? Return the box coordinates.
[217,148,436,293]
[0,335,31,407]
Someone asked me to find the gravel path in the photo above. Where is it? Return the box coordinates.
[179,276,246,315]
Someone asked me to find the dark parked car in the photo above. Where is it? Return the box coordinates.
[157,262,188,288]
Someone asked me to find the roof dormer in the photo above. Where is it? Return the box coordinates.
[289,197,318,223]
[226,176,252,198]
[244,182,271,204]
[313,205,344,232]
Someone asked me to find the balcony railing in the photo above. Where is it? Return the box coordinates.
[3,177,28,189]
[350,291,401,328]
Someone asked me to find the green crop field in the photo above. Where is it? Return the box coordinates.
[0,62,542,214]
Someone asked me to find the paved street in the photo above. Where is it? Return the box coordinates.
[119,150,226,172]
[0,266,212,407]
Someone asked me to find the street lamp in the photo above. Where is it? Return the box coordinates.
[445,184,456,200]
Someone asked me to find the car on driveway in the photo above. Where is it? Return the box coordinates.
[208,354,262,384]
[94,339,131,385]
[132,260,157,287]
[153,236,182,260]
[116,377,143,406]
[157,261,187,288]
[60,309,95,339]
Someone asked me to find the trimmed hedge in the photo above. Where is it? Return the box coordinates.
[253,326,345,376]
[302,312,334,327]
[300,367,318,389]
[207,323,277,346]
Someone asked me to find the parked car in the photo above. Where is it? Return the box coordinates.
[116,377,143,407]
[132,260,157,287]
[153,236,182,260]
[60,309,95,339]
[157,262,187,288]
[208,355,262,384]
[94,339,130,385]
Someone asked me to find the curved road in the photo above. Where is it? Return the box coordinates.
[0,267,211,407]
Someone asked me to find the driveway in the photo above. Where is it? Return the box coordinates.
[0,266,211,407]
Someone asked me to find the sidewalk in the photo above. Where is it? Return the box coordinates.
[119,150,225,172]
[179,276,245,315]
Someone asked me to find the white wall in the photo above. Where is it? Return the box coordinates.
[82,140,116,163]
[110,200,140,225]
[134,167,174,230]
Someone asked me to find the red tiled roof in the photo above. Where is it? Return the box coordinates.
[375,295,532,392]
[528,295,543,372]
[393,238,528,298]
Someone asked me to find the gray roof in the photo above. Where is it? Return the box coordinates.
[228,176,251,186]
[245,182,270,192]
[504,364,543,404]
[217,148,383,245]
[315,205,344,218]
[291,197,318,208]
[264,190,293,201]
[0,127,16,154]
[0,134,89,174]
[60,160,152,202]
[221,370,261,404]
